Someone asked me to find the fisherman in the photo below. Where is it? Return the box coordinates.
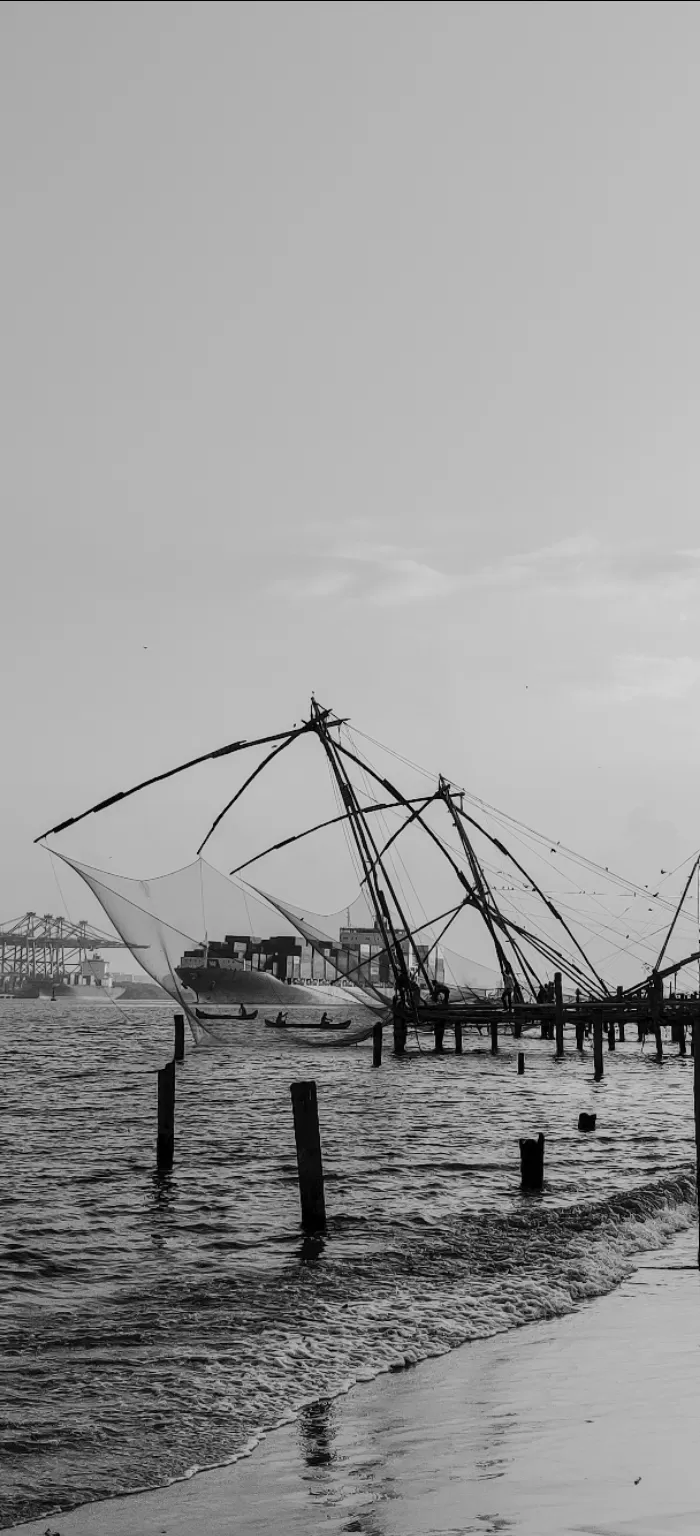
[320,1011,330,1026]
[431,980,450,1005]
[275,1010,288,1025]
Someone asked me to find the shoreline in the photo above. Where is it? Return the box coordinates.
[7,1223,700,1536]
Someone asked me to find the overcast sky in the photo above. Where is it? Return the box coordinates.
[3,0,700,931]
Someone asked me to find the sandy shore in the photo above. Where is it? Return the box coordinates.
[7,1225,700,1536]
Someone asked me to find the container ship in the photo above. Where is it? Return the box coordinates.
[175,932,349,1007]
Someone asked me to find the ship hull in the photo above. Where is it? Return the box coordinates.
[5,983,125,1002]
[176,964,367,1010]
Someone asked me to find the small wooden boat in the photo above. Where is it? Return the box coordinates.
[195,1007,258,1021]
[265,1017,352,1030]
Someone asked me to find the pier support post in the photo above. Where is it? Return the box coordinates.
[434,1022,445,1054]
[454,1021,463,1055]
[540,1020,548,1040]
[593,1019,603,1081]
[372,1023,383,1068]
[491,1017,499,1055]
[290,1081,326,1231]
[174,1013,185,1062]
[554,972,564,1057]
[678,1022,687,1057]
[651,973,663,1061]
[519,1132,544,1191]
[517,1051,525,1075]
[694,1018,700,1265]
[513,1016,522,1039]
[575,1019,584,1052]
[607,1022,616,1052]
[393,1016,407,1056]
[157,1060,175,1169]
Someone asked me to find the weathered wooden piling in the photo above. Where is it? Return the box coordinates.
[434,1022,445,1054]
[174,1013,185,1062]
[519,1132,545,1190]
[491,1017,499,1055]
[593,1018,603,1081]
[454,1021,463,1055]
[607,1022,615,1052]
[554,972,564,1057]
[290,1081,326,1231]
[372,1023,382,1068]
[578,1112,596,1132]
[517,1051,525,1074]
[678,1021,687,1057]
[575,1019,584,1051]
[157,1060,175,1169]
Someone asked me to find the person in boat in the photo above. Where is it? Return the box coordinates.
[320,1011,330,1026]
[275,1009,288,1025]
[237,1004,252,1019]
[430,981,450,1005]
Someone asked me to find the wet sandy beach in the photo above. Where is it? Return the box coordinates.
[7,1225,700,1536]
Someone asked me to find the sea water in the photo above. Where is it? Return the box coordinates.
[0,1001,696,1528]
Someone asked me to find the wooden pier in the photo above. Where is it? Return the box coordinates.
[393,990,700,1054]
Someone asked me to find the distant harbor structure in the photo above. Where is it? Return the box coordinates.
[0,912,127,998]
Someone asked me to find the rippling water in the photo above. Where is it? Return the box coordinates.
[1,1000,696,1528]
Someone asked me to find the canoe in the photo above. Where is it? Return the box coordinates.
[195,1007,258,1021]
[265,1017,352,1030]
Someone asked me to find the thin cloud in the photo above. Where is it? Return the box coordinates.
[267,534,700,610]
[611,655,700,702]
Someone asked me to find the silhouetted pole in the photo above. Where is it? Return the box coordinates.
[157,1060,175,1169]
[575,1019,584,1051]
[454,1020,463,1055]
[593,1018,603,1081]
[554,972,564,1057]
[372,1023,382,1068]
[290,1081,326,1231]
[607,1022,616,1052]
[678,1021,687,1057]
[434,1022,445,1054]
[517,1051,525,1075]
[491,1017,499,1055]
[174,1013,185,1062]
